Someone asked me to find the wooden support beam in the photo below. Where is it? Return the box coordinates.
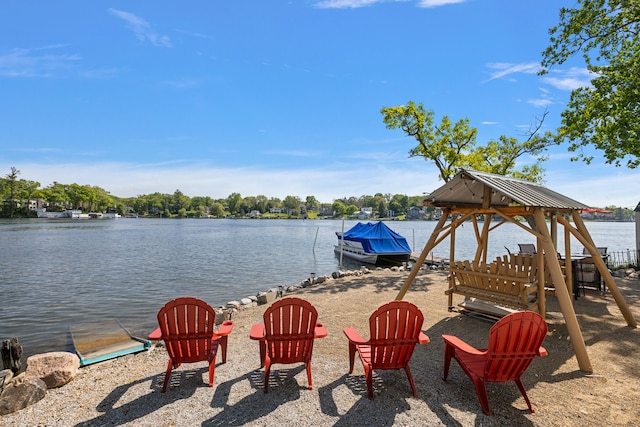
[563,213,637,328]
[396,214,449,301]
[534,208,593,372]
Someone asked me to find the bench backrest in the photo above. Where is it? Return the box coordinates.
[449,258,533,298]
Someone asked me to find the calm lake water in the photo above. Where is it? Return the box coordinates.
[1,218,636,357]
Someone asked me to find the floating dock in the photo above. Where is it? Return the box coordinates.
[70,320,151,366]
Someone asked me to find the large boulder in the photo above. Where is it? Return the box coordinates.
[0,374,47,415]
[25,352,80,389]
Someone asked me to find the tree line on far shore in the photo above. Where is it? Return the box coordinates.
[0,167,432,219]
[1,167,635,221]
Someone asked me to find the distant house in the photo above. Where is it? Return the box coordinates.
[248,210,261,218]
[580,208,614,221]
[319,207,334,217]
[350,210,371,220]
[406,206,426,220]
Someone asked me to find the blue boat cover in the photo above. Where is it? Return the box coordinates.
[341,222,411,254]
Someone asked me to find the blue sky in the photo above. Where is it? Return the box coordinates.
[2,0,639,208]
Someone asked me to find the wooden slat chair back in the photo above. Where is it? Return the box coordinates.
[344,301,430,399]
[262,297,318,392]
[368,301,425,370]
[157,297,228,392]
[442,311,548,415]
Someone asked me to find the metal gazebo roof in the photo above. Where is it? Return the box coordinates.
[424,169,590,211]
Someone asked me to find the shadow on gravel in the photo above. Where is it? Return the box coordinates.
[74,367,208,426]
[203,365,307,426]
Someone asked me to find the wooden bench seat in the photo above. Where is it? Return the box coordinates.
[447,255,539,313]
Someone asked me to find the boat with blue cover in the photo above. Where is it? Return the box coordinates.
[334,221,411,266]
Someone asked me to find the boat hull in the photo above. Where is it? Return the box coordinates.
[334,244,410,266]
[36,209,81,219]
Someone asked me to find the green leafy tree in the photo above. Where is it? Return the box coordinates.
[243,196,257,213]
[541,0,640,167]
[389,194,409,215]
[227,192,242,215]
[171,190,190,214]
[346,205,359,216]
[466,112,557,181]
[266,197,281,212]
[407,195,423,208]
[3,167,20,217]
[332,200,347,217]
[92,186,114,212]
[210,202,226,217]
[191,196,213,214]
[376,197,387,218]
[65,184,80,209]
[42,182,68,208]
[283,195,301,211]
[305,195,319,210]
[381,101,556,182]
[255,195,269,213]
[381,102,476,182]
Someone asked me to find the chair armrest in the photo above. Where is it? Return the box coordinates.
[249,323,265,341]
[418,332,430,344]
[147,327,162,341]
[538,346,548,357]
[343,327,367,344]
[314,322,328,339]
[215,320,235,337]
[442,334,485,356]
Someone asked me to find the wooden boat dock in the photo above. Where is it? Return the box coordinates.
[410,252,449,268]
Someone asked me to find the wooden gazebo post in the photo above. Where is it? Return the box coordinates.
[534,208,593,372]
[560,212,637,328]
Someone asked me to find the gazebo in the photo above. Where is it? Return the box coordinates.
[396,170,637,372]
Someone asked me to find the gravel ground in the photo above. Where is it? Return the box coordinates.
[2,268,639,426]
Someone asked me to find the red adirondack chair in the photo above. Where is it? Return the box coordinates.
[250,297,324,393]
[156,297,234,392]
[442,311,548,415]
[343,300,430,399]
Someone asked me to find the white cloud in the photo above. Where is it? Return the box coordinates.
[418,0,466,7]
[542,67,594,91]
[314,0,387,8]
[484,62,541,82]
[527,98,553,108]
[314,0,463,8]
[108,8,172,48]
[481,121,498,125]
[0,46,80,78]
